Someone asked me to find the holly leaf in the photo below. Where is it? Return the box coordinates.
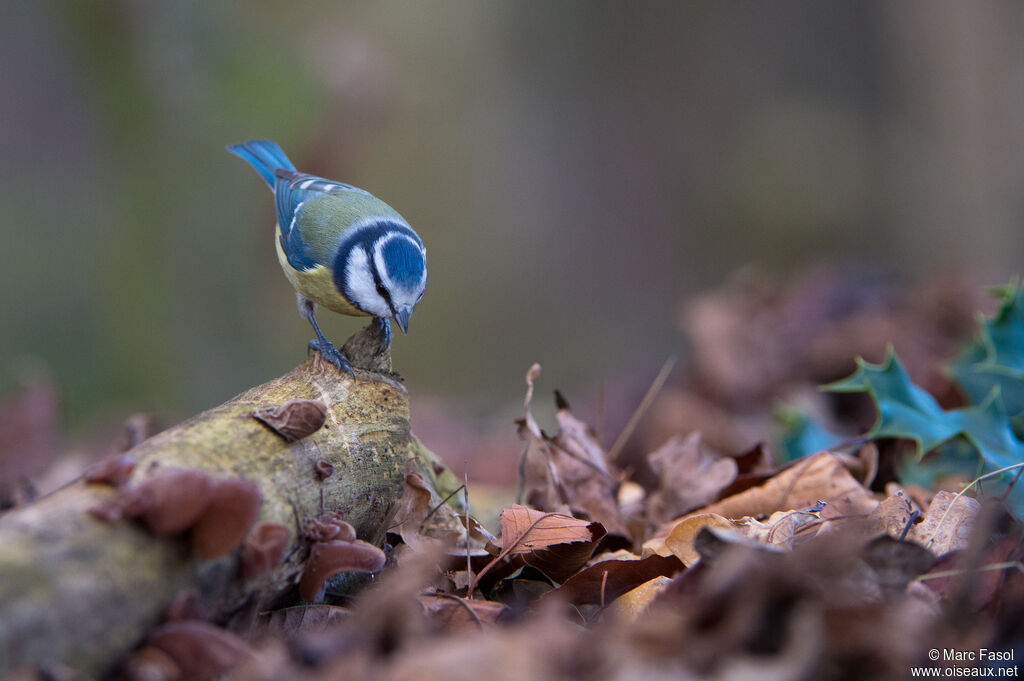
[826,348,1024,521]
[774,406,846,462]
[949,282,1024,416]
[826,347,960,453]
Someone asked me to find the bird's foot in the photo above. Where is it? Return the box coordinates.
[371,317,392,356]
[307,339,355,377]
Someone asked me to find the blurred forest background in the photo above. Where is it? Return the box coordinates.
[2,1,1024,480]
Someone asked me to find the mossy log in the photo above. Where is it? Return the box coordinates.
[0,324,452,677]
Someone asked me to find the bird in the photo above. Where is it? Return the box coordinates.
[227,139,426,375]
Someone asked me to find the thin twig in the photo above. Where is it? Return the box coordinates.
[423,484,466,528]
[607,356,677,462]
[914,561,1024,583]
[898,510,920,541]
[465,471,472,594]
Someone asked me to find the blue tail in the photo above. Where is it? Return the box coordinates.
[227,139,296,188]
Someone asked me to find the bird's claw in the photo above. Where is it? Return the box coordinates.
[372,317,392,356]
[308,339,355,377]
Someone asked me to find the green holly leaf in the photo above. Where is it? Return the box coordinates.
[896,439,983,489]
[978,281,1024,373]
[826,348,1024,521]
[949,281,1024,415]
[774,406,846,462]
[824,347,959,454]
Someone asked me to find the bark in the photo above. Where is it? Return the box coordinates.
[0,323,450,677]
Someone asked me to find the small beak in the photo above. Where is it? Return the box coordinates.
[393,307,412,334]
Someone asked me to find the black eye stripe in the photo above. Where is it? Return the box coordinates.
[369,256,395,312]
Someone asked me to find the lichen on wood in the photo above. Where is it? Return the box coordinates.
[0,322,434,677]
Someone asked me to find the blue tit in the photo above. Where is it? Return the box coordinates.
[228,139,426,375]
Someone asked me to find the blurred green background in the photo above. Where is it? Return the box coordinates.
[2,1,1023,435]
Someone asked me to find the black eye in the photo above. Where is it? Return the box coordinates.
[376,283,389,299]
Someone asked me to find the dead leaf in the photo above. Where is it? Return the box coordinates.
[869,491,918,540]
[418,594,507,631]
[681,451,877,523]
[918,533,1019,609]
[497,505,606,582]
[909,490,980,555]
[251,399,327,442]
[736,508,821,549]
[501,505,602,553]
[646,433,738,524]
[252,604,350,638]
[548,392,630,540]
[389,467,492,561]
[541,553,683,606]
[609,576,674,623]
[861,535,935,600]
[664,513,739,566]
[692,524,790,564]
[516,373,629,543]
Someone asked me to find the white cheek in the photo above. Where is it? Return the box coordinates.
[373,236,427,308]
[344,248,390,316]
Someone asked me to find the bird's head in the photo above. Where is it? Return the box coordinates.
[338,224,426,333]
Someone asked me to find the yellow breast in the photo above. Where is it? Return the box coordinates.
[274,226,370,317]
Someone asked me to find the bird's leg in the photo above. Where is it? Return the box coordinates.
[371,317,392,356]
[297,295,353,376]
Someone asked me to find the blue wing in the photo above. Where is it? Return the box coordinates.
[228,139,369,272]
[272,170,371,271]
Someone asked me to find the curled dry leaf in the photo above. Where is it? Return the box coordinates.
[868,491,918,540]
[683,451,877,525]
[610,576,674,623]
[501,505,601,553]
[663,513,740,566]
[251,604,350,639]
[692,524,790,564]
[418,594,507,631]
[861,535,935,600]
[389,466,489,560]
[548,392,630,541]
[646,432,738,524]
[148,620,251,681]
[191,478,263,559]
[918,533,1018,609]
[660,509,811,567]
[241,523,291,580]
[516,366,629,542]
[499,505,606,582]
[735,508,821,549]
[541,553,683,606]
[251,399,327,442]
[299,538,386,602]
[908,490,980,556]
